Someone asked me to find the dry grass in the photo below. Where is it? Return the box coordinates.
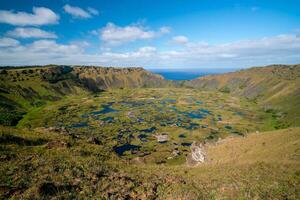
[206,127,300,165]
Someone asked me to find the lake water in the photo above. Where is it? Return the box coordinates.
[113,144,141,156]
[149,68,238,80]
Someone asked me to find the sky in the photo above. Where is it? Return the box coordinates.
[0,0,300,69]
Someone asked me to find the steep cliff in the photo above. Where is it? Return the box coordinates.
[73,66,168,91]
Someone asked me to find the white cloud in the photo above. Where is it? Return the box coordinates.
[63,4,99,19]
[0,33,300,68]
[87,7,99,15]
[0,39,83,65]
[0,39,158,66]
[0,37,19,47]
[70,40,90,48]
[6,27,57,39]
[0,7,59,26]
[159,27,171,34]
[99,23,170,46]
[28,40,81,54]
[172,35,189,44]
[160,34,300,67]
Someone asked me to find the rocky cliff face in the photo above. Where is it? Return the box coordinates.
[73,66,168,91]
[1,65,169,91]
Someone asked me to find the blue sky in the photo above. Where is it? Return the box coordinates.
[0,0,300,68]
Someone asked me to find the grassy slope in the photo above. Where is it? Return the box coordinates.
[186,64,300,127]
[206,127,300,165]
[1,126,299,199]
[0,67,88,111]
[1,65,299,199]
[187,127,300,199]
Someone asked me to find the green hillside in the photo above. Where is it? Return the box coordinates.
[0,66,170,126]
[0,64,299,199]
[185,64,300,127]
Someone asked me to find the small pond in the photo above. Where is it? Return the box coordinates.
[224,125,232,129]
[69,122,89,128]
[101,117,114,122]
[181,142,192,147]
[141,127,156,133]
[113,144,141,156]
[138,134,148,142]
[92,102,118,115]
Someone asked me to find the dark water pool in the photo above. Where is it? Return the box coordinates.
[92,102,118,115]
[188,112,204,119]
[169,105,211,120]
[161,98,176,104]
[81,114,89,118]
[141,127,156,133]
[232,131,244,136]
[101,116,114,122]
[183,123,200,130]
[158,141,167,144]
[224,125,232,129]
[195,101,203,105]
[113,144,141,156]
[235,111,244,116]
[138,134,148,142]
[199,108,211,115]
[69,122,88,128]
[181,142,192,146]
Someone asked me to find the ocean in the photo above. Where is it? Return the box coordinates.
[149,68,238,81]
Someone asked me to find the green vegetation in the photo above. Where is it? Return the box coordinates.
[219,86,231,93]
[0,65,299,199]
[187,64,300,127]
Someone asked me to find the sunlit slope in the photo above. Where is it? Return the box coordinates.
[206,127,300,164]
[0,66,88,126]
[184,127,300,199]
[186,64,300,126]
[73,66,169,90]
[1,126,299,199]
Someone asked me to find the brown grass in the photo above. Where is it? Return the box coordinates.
[206,127,300,165]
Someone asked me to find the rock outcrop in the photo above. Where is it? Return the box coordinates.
[186,142,206,166]
[154,133,169,143]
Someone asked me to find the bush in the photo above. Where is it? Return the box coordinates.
[0,110,24,126]
[219,86,231,93]
[0,69,8,75]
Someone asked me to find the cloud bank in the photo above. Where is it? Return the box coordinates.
[172,35,189,44]
[6,27,57,39]
[99,23,170,46]
[0,33,299,68]
[0,37,19,47]
[0,7,59,26]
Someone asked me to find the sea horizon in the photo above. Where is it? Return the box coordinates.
[148,68,239,80]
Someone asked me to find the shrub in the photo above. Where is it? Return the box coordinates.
[219,86,230,93]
